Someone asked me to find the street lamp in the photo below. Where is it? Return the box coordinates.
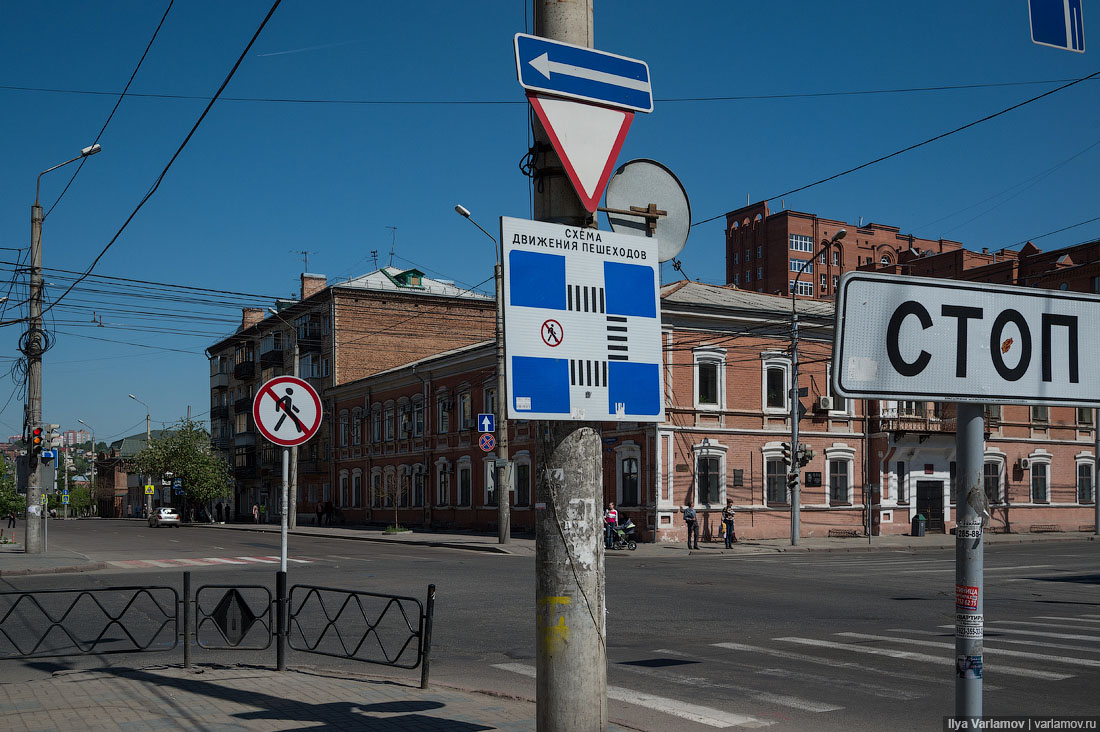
[455,204,510,544]
[128,393,152,516]
[268,307,300,529]
[789,228,846,546]
[23,143,104,554]
[77,419,96,515]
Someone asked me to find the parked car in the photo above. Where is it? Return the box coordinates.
[149,507,181,528]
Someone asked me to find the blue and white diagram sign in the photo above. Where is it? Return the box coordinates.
[1029,0,1084,53]
[501,216,664,422]
[514,34,653,113]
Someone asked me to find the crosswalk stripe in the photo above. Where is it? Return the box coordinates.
[491,663,769,728]
[838,632,1100,669]
[142,560,177,567]
[775,637,1071,680]
[892,628,1096,655]
[202,558,249,564]
[170,559,211,566]
[997,620,1100,632]
[1032,616,1100,624]
[237,556,279,563]
[939,625,1100,643]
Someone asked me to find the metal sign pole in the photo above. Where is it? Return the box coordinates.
[955,402,984,721]
[280,448,289,572]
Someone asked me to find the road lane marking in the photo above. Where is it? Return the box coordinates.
[170,559,208,566]
[891,628,1100,657]
[1032,616,1100,623]
[938,625,1100,643]
[491,663,771,728]
[996,620,1100,632]
[775,637,1071,680]
[203,558,248,564]
[838,632,1100,669]
[237,556,279,563]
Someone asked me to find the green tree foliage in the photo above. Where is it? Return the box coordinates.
[131,420,231,505]
[0,460,21,518]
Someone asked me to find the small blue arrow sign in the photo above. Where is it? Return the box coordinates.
[478,413,495,433]
[1030,0,1084,52]
[514,34,652,113]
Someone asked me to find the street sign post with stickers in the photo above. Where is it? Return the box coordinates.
[833,272,1100,719]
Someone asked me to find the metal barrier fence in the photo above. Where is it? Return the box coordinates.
[0,573,436,687]
[0,585,178,659]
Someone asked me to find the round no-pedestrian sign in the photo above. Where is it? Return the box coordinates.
[253,375,323,447]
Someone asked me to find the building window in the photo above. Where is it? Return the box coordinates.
[766,459,786,504]
[1078,461,1095,504]
[1077,408,1094,426]
[734,273,740,285]
[788,280,813,296]
[398,403,411,439]
[1031,405,1048,422]
[763,360,789,411]
[731,252,738,265]
[371,410,382,443]
[949,462,957,504]
[745,270,751,283]
[745,248,751,262]
[413,399,425,436]
[983,462,1000,504]
[458,465,472,507]
[412,471,425,507]
[832,275,839,290]
[459,393,473,430]
[789,258,812,273]
[515,461,531,507]
[789,233,813,252]
[897,461,908,503]
[833,251,840,266]
[756,246,762,259]
[985,404,1002,423]
[339,473,349,507]
[694,347,724,409]
[383,471,395,507]
[352,472,362,507]
[384,407,394,441]
[697,455,721,505]
[820,273,827,290]
[437,396,451,434]
[1031,461,1049,502]
[436,465,450,506]
[351,413,361,446]
[398,471,410,507]
[616,443,643,506]
[485,460,498,506]
[881,255,891,265]
[829,460,849,503]
[484,387,497,420]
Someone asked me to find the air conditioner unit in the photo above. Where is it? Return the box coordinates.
[816,396,833,411]
[1018,458,1030,470]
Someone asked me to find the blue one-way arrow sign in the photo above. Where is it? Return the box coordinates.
[514,34,653,113]
[478,413,495,433]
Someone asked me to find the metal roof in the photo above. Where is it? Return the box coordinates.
[335,267,492,301]
[660,280,834,318]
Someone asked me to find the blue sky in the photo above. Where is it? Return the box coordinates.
[0,0,1096,443]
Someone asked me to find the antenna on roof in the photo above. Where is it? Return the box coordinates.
[291,249,318,272]
[386,226,397,267]
[370,250,379,270]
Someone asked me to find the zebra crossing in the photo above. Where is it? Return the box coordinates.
[106,555,313,570]
[492,612,1100,728]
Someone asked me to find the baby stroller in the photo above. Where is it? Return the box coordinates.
[609,518,637,551]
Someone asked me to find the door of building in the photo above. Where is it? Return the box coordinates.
[916,480,945,533]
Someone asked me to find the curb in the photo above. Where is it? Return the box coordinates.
[182,522,518,554]
[0,561,107,577]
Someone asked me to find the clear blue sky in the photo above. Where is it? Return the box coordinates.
[0,0,1095,443]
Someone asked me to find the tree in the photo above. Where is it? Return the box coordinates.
[0,460,20,518]
[131,419,232,507]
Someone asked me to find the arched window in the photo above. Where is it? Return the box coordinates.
[615,442,642,506]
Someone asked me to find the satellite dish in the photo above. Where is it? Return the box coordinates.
[604,159,691,263]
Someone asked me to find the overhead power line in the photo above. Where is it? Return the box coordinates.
[39,0,283,320]
[45,0,174,219]
[692,69,1100,227]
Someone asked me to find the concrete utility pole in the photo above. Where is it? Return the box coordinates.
[531,3,606,731]
[23,144,101,552]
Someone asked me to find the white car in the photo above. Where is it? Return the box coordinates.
[149,507,181,528]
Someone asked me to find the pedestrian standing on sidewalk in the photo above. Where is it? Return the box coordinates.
[252,503,260,524]
[316,500,324,526]
[722,499,737,548]
[603,502,618,549]
[683,504,699,550]
[6,511,15,528]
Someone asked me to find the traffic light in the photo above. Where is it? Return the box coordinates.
[797,445,816,468]
[29,426,43,468]
[787,471,799,490]
[780,442,792,465]
[46,424,61,450]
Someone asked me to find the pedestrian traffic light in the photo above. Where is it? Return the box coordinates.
[787,471,799,490]
[797,445,815,468]
[781,442,792,465]
[46,424,61,450]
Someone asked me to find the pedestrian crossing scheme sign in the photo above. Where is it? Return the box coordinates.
[253,375,323,447]
[501,216,664,422]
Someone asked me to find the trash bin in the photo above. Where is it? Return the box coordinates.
[911,514,926,537]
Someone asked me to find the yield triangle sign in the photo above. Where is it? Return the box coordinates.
[527,92,633,213]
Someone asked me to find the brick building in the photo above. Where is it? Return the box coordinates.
[207,269,495,519]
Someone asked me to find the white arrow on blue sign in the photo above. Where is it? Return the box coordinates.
[1029,0,1084,52]
[514,34,652,113]
[478,413,495,433]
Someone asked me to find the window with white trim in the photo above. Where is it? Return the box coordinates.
[897,461,908,503]
[766,459,786,504]
[413,398,425,436]
[757,267,762,280]
[384,406,394,441]
[1030,461,1049,502]
[458,463,472,507]
[351,470,362,507]
[412,468,425,507]
[694,441,727,506]
[398,468,410,507]
[458,392,473,430]
[484,459,498,506]
[437,395,450,434]
[351,411,362,446]
[484,387,497,421]
[789,233,813,252]
[339,472,349,507]
[1077,458,1095,504]
[435,462,450,506]
[788,280,813,296]
[763,358,790,412]
[615,443,642,506]
[694,347,725,409]
[824,444,856,505]
[983,461,1003,504]
[371,408,382,443]
[789,258,812,273]
[514,454,532,507]
[339,412,349,447]
[383,469,395,507]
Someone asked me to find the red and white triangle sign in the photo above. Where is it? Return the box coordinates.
[527,92,633,213]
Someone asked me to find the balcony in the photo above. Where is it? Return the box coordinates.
[234,465,258,480]
[210,372,230,389]
[298,337,323,354]
[233,360,256,380]
[297,459,325,475]
[234,397,252,413]
[211,437,230,450]
[260,349,284,368]
[234,432,257,446]
[875,407,957,434]
[210,405,229,420]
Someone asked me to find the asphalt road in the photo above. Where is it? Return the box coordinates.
[1,520,1097,731]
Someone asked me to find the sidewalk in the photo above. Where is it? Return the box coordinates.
[0,663,638,732]
[0,543,106,577]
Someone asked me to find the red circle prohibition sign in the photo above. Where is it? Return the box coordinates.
[253,375,323,446]
[479,433,497,452]
[541,319,563,347]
